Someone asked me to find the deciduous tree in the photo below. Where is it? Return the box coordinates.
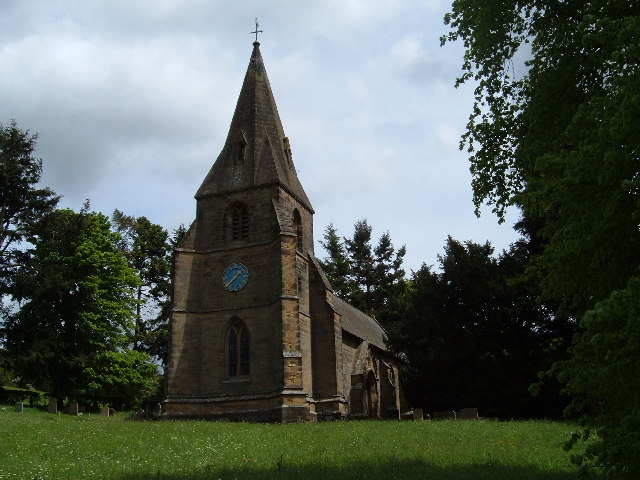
[443,0,640,473]
[2,207,147,402]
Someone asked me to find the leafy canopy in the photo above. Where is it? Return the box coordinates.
[443,0,640,475]
[3,207,143,401]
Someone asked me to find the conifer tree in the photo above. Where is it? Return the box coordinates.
[0,120,58,296]
[320,220,406,323]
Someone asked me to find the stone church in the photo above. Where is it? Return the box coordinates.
[162,41,407,422]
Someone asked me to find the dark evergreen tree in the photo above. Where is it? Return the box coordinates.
[111,210,171,359]
[320,220,406,324]
[151,224,187,364]
[391,237,568,419]
[0,120,58,296]
[319,223,355,300]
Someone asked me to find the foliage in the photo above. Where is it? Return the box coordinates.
[557,277,640,477]
[0,120,58,295]
[84,349,159,409]
[0,412,587,480]
[320,220,406,323]
[2,207,140,401]
[390,237,571,418]
[318,223,355,300]
[0,386,46,406]
[443,0,640,474]
[112,210,172,363]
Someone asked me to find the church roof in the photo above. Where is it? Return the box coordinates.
[332,296,388,351]
[196,42,313,212]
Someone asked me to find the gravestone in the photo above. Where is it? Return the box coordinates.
[401,410,414,420]
[154,403,162,416]
[413,408,424,421]
[433,410,456,420]
[15,402,23,413]
[100,407,110,417]
[109,407,116,416]
[48,398,57,414]
[458,407,479,420]
[68,402,79,416]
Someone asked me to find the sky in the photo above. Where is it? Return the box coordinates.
[1,0,520,273]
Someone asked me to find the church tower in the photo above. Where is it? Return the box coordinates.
[163,41,407,422]
[163,41,317,422]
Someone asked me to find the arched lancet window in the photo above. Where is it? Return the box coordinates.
[226,320,250,377]
[223,203,250,243]
[292,209,303,251]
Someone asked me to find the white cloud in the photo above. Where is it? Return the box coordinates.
[0,0,518,273]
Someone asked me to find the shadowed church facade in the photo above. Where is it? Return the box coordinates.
[162,41,407,422]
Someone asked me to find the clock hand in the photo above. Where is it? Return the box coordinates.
[224,271,241,288]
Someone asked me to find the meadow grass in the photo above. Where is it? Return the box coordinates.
[0,407,593,480]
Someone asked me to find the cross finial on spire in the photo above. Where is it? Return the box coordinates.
[251,18,263,42]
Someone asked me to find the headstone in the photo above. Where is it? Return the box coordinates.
[48,398,57,414]
[433,410,456,420]
[14,402,23,413]
[68,402,79,416]
[100,407,110,417]
[458,407,479,420]
[153,403,162,416]
[109,407,116,417]
[413,408,424,421]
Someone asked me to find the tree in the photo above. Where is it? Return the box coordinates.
[2,207,150,403]
[320,220,406,323]
[84,349,160,410]
[318,223,354,300]
[111,210,171,361]
[390,237,569,419]
[443,0,640,474]
[557,278,640,475]
[0,120,58,295]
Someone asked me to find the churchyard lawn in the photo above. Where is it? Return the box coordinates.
[0,407,596,480]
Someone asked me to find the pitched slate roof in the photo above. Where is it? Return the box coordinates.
[196,42,313,212]
[332,296,388,351]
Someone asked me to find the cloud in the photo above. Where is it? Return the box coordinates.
[0,0,518,273]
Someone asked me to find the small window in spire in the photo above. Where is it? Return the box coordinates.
[292,209,303,252]
[237,141,246,166]
[234,131,248,167]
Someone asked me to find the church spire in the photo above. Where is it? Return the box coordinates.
[196,41,313,212]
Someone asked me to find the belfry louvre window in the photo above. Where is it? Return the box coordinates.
[232,207,249,240]
[227,321,250,376]
[224,203,249,242]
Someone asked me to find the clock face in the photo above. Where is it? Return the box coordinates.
[222,263,249,292]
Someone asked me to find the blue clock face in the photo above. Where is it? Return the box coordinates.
[222,263,249,292]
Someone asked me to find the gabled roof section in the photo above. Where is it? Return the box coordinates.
[309,256,387,350]
[196,42,313,212]
[332,296,388,351]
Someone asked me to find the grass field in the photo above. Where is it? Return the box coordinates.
[0,407,594,480]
